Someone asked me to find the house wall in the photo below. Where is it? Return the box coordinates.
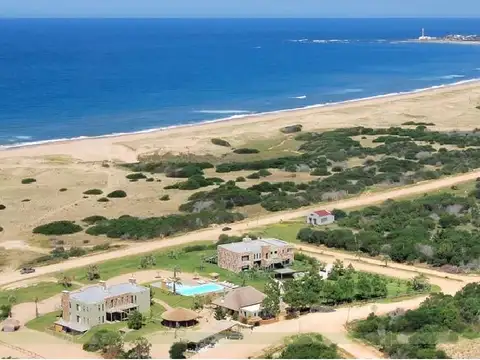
[218,247,247,273]
[65,287,150,329]
[307,213,335,226]
[67,298,105,328]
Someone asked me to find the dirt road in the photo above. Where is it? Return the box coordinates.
[1,170,478,287]
[193,246,480,359]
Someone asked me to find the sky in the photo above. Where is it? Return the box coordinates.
[1,0,480,18]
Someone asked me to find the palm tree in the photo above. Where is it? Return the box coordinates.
[7,295,16,317]
[172,266,182,295]
[34,297,39,318]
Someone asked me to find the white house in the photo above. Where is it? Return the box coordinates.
[306,210,335,226]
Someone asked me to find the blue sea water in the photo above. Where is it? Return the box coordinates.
[1,18,480,147]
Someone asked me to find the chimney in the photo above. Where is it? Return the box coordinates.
[61,290,70,321]
[99,280,107,290]
[129,277,137,285]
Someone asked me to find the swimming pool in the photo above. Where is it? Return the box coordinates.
[169,282,224,296]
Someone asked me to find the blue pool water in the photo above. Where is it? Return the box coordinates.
[169,283,224,296]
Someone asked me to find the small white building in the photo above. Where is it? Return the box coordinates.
[306,210,335,226]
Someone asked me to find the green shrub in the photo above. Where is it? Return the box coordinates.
[146,178,155,182]
[211,138,231,147]
[82,215,108,224]
[83,189,103,195]
[160,195,170,201]
[0,205,5,210]
[236,176,246,182]
[107,190,127,198]
[21,178,36,184]
[59,188,68,192]
[0,226,3,232]
[246,172,260,179]
[233,148,260,154]
[86,210,244,240]
[126,173,147,180]
[280,124,303,134]
[33,221,83,235]
[21,199,31,202]
[97,197,110,203]
[310,168,331,176]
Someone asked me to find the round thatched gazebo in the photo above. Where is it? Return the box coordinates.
[2,318,20,332]
[162,307,199,328]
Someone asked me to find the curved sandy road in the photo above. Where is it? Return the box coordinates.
[1,170,479,287]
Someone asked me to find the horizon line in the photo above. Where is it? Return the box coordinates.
[1,16,480,19]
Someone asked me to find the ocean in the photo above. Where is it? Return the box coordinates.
[1,18,480,148]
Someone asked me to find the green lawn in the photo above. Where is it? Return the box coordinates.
[59,243,269,291]
[27,303,166,344]
[0,282,79,306]
[59,242,212,283]
[153,289,196,309]
[25,310,62,332]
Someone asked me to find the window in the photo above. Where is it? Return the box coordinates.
[98,305,101,312]
[98,317,101,323]
[241,255,249,261]
[102,304,104,311]
[69,302,71,309]
[76,304,80,311]
[76,315,80,323]
[102,316,105,323]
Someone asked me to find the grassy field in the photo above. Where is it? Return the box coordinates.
[0,282,79,306]
[59,242,212,283]
[153,289,196,309]
[58,242,272,290]
[26,310,61,332]
[27,303,166,344]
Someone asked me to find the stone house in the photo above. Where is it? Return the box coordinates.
[55,278,150,333]
[217,236,294,273]
[306,209,335,226]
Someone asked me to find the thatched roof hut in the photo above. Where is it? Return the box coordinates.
[162,307,199,328]
[2,318,20,332]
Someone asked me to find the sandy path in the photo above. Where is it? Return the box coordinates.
[0,169,478,287]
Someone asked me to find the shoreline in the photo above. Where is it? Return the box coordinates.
[402,39,480,46]
[1,78,480,162]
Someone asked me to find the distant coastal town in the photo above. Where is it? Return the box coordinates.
[416,28,480,43]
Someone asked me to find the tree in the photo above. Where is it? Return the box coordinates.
[125,337,151,359]
[192,296,204,311]
[87,265,100,281]
[214,306,226,320]
[127,311,144,330]
[0,304,11,320]
[410,274,431,292]
[34,297,39,318]
[59,275,73,288]
[171,266,182,295]
[381,254,391,267]
[83,329,124,355]
[279,334,339,359]
[169,342,188,359]
[148,285,155,305]
[262,278,281,318]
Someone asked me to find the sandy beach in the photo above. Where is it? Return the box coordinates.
[1,80,480,269]
[1,80,480,163]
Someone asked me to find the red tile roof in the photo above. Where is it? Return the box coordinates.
[313,210,331,217]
